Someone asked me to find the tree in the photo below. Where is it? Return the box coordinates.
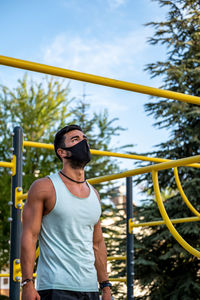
[134,1,200,299]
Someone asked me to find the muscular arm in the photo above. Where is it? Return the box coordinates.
[93,189,112,299]
[20,178,51,299]
[93,220,109,282]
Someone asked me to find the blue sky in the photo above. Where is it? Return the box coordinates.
[0,0,169,193]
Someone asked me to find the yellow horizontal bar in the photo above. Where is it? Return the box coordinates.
[107,256,126,261]
[109,278,126,282]
[0,274,10,277]
[23,140,54,149]
[0,272,126,282]
[17,193,28,201]
[91,150,200,168]
[88,155,200,184]
[0,161,13,168]
[0,273,39,279]
[0,55,200,105]
[23,141,200,169]
[132,216,200,227]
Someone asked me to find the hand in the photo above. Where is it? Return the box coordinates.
[102,286,112,300]
[22,282,40,300]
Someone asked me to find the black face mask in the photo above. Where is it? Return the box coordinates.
[62,139,91,167]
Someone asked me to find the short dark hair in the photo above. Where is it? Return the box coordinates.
[54,124,83,161]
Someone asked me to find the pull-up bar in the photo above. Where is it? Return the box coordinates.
[0,55,200,105]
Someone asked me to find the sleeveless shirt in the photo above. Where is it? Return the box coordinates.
[36,173,101,292]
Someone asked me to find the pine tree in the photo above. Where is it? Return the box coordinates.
[134,1,200,299]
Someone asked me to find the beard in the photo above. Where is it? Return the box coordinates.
[69,159,86,169]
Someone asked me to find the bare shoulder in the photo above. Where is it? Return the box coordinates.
[27,177,54,202]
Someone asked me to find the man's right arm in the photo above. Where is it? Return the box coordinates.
[20,178,49,300]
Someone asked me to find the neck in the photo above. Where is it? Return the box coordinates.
[60,171,85,184]
[61,163,85,182]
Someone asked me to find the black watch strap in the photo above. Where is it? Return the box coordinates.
[100,281,112,290]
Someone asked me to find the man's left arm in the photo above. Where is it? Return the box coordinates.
[93,219,112,300]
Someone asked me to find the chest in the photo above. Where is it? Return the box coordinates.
[46,179,101,226]
[45,181,91,215]
[66,184,90,198]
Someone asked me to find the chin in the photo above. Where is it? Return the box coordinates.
[69,160,86,169]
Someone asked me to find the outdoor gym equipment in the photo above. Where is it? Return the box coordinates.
[0,55,200,300]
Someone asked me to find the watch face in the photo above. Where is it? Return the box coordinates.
[100,282,112,289]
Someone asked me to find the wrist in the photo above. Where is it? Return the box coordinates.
[99,280,112,290]
[102,286,111,292]
[21,278,34,288]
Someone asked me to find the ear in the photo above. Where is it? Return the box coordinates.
[57,148,66,160]
[57,148,71,160]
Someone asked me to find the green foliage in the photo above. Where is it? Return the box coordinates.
[134,0,200,299]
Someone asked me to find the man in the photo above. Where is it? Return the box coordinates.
[20,125,112,300]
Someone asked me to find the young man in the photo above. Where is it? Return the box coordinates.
[20,125,112,300]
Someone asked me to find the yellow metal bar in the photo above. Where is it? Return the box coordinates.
[0,161,13,168]
[17,192,28,201]
[107,256,126,261]
[23,140,200,169]
[0,55,200,105]
[2,273,37,278]
[0,274,10,277]
[0,156,16,175]
[174,167,200,217]
[11,154,16,176]
[130,216,200,228]
[152,170,200,258]
[15,187,24,209]
[23,140,54,150]
[129,218,133,234]
[109,278,126,282]
[88,155,200,184]
[13,259,21,282]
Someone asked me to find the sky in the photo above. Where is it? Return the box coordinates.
[0,0,169,202]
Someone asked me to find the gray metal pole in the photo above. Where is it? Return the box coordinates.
[126,177,134,300]
[9,126,23,299]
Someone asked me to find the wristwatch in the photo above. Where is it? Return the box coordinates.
[100,280,112,290]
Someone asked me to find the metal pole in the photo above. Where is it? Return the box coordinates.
[9,126,23,299]
[126,177,134,300]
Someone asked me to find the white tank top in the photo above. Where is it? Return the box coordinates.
[36,173,101,292]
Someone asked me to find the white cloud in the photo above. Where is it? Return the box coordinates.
[42,28,150,80]
[107,0,126,9]
[41,28,153,113]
